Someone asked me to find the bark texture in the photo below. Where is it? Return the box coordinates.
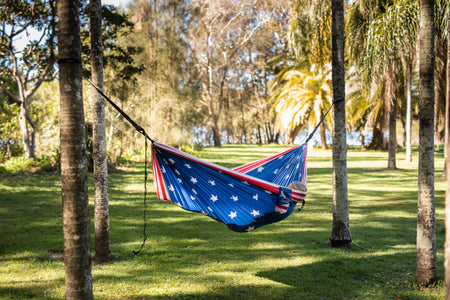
[387,61,398,170]
[58,0,93,298]
[444,22,450,300]
[416,0,436,286]
[90,0,111,264]
[330,0,351,248]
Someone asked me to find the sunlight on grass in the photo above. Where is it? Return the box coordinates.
[0,145,446,299]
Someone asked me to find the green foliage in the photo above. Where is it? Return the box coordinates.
[0,154,59,176]
[0,146,446,299]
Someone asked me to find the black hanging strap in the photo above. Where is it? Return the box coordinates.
[304,99,344,144]
[86,79,152,142]
[86,78,150,255]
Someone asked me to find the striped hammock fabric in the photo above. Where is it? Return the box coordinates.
[152,141,307,232]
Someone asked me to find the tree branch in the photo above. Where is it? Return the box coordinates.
[0,82,21,105]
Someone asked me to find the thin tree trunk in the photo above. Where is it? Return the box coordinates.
[444,22,450,299]
[330,0,351,248]
[319,113,328,150]
[18,102,35,159]
[58,0,93,298]
[90,0,111,264]
[406,49,413,162]
[387,61,398,170]
[416,0,436,286]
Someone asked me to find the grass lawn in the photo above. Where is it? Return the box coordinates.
[0,144,446,299]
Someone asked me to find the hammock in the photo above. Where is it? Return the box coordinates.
[152,140,307,232]
[86,79,322,234]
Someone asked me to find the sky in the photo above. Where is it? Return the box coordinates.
[102,0,132,10]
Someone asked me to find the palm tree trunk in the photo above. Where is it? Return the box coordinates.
[406,49,413,162]
[90,0,111,264]
[416,0,436,286]
[330,0,351,248]
[387,60,398,170]
[58,0,93,298]
[444,22,450,299]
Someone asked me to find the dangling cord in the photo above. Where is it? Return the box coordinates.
[133,136,149,255]
[85,78,151,254]
[304,99,345,144]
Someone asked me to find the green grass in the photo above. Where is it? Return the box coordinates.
[0,145,446,299]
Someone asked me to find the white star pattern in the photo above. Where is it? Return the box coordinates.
[242,181,249,185]
[210,195,218,202]
[229,211,237,219]
[257,166,264,172]
[192,189,198,195]
[250,210,260,217]
[208,180,216,186]
[168,185,175,191]
[253,194,259,200]
[184,163,192,169]
[190,177,198,184]
[190,195,196,200]
[231,195,239,202]
[175,169,181,175]
[265,190,272,194]
[228,183,234,187]
[161,166,166,173]
[177,178,183,184]
[168,158,175,164]
[273,169,279,174]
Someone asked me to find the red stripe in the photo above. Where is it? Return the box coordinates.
[152,148,171,202]
[233,146,300,173]
[153,141,280,194]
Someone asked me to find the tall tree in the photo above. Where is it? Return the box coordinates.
[416,0,436,286]
[90,0,111,263]
[58,0,93,298]
[330,0,352,248]
[0,0,57,159]
[445,14,450,299]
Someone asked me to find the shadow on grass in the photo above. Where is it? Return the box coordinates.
[255,253,428,299]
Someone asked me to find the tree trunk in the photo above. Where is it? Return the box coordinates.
[444,22,450,299]
[58,0,93,298]
[319,116,328,150]
[416,0,436,286]
[18,102,35,159]
[406,49,413,162]
[330,0,352,248]
[90,0,111,264]
[387,61,398,170]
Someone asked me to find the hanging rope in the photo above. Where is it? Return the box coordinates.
[86,79,150,255]
[304,99,344,144]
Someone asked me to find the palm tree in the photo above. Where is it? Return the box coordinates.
[416,0,436,286]
[347,0,418,166]
[330,0,352,248]
[90,0,111,264]
[58,0,93,298]
[273,65,333,146]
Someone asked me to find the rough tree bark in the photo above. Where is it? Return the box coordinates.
[90,0,111,264]
[58,0,93,298]
[330,0,352,248]
[416,0,436,286]
[444,19,450,299]
[387,60,398,170]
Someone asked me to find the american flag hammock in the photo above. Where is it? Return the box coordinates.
[152,140,307,232]
[88,80,332,239]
